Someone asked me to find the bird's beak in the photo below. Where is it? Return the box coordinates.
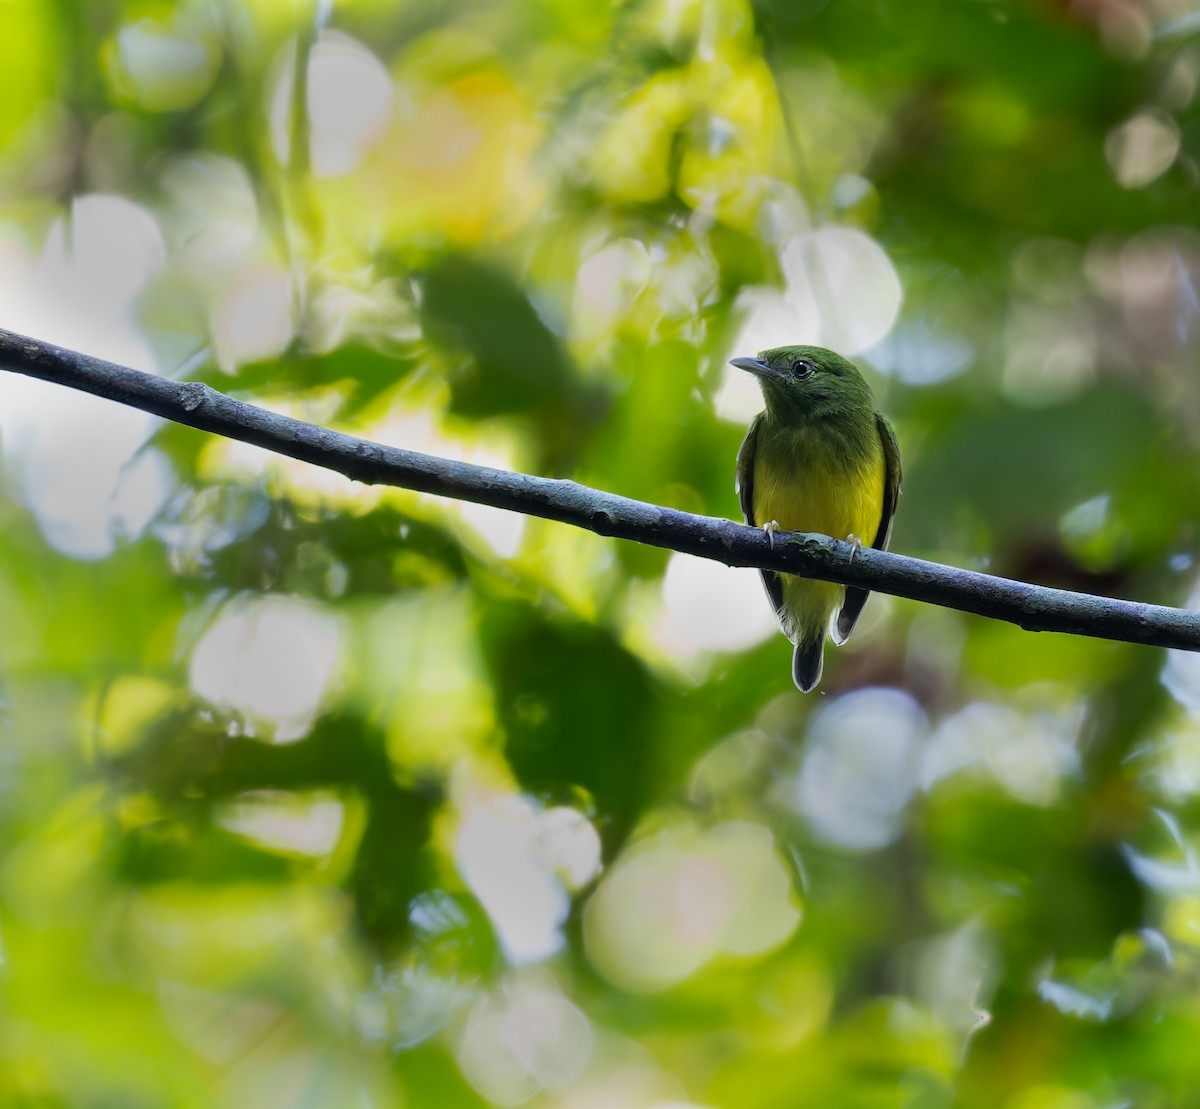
[729,356,774,378]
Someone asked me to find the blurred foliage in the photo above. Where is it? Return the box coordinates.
[3,0,1200,1106]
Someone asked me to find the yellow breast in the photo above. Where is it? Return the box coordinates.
[752,429,885,643]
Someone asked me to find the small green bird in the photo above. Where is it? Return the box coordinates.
[732,345,902,692]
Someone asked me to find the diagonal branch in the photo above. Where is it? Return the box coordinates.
[1,324,1197,652]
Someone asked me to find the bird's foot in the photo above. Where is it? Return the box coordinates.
[845,533,864,563]
[763,520,782,550]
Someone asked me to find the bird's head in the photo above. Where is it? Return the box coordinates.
[730,344,871,419]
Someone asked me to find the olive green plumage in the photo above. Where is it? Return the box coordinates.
[732,345,902,692]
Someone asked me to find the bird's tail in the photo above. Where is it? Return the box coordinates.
[791,635,825,693]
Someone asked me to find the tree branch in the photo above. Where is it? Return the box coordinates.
[1,324,1197,652]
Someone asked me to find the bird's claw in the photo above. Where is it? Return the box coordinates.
[763,520,782,550]
[845,533,864,563]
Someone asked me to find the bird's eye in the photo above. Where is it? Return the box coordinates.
[791,359,813,378]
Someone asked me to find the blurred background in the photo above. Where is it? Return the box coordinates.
[2,0,1200,1105]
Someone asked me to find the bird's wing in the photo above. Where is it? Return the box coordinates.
[834,412,902,644]
[736,414,789,638]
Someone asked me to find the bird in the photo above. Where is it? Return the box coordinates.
[731,345,902,692]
